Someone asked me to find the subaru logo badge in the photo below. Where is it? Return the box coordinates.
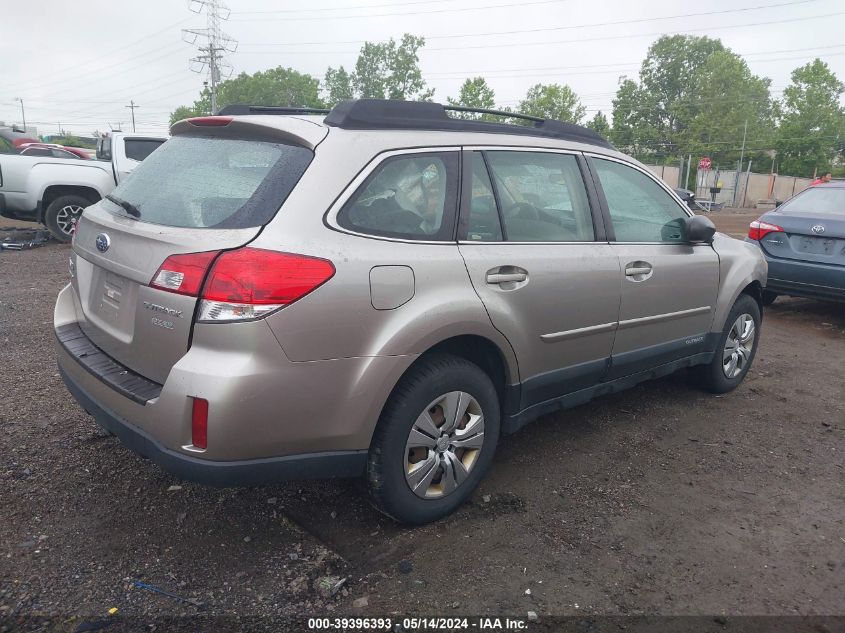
[95,233,110,253]
[811,225,826,234]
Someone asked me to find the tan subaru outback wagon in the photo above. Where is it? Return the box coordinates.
[55,99,767,524]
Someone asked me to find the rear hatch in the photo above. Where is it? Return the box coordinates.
[70,117,326,384]
[758,186,845,273]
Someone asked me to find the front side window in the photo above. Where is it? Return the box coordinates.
[483,151,594,242]
[593,158,688,242]
[338,152,458,240]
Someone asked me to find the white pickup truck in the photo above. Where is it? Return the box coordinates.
[0,133,167,241]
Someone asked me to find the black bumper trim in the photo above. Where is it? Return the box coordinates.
[56,323,163,405]
[60,366,368,485]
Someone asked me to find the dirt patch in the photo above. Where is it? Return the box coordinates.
[1,243,843,623]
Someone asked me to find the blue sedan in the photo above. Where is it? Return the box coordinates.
[747,182,845,304]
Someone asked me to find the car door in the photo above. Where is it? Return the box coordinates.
[458,149,621,410]
[587,155,720,379]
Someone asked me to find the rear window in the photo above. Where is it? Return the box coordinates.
[124,138,165,162]
[780,186,845,215]
[104,135,313,229]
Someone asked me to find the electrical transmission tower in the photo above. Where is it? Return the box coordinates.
[182,0,237,115]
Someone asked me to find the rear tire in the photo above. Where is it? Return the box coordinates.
[762,290,778,306]
[45,195,90,242]
[694,294,761,394]
[366,354,500,525]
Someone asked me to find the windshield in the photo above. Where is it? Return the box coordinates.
[103,135,313,229]
[779,186,845,216]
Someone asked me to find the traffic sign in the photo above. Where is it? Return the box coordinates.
[698,157,712,170]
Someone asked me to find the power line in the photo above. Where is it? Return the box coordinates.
[425,44,845,77]
[239,0,820,47]
[230,0,576,21]
[4,18,193,91]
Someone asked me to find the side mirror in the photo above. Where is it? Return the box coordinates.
[686,215,716,244]
[774,199,783,208]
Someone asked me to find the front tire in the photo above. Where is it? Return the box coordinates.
[366,354,500,525]
[695,294,761,394]
[45,195,90,242]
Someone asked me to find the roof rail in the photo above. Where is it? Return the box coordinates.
[324,99,613,149]
[217,105,331,116]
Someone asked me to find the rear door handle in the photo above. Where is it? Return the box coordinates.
[486,272,527,284]
[625,266,652,276]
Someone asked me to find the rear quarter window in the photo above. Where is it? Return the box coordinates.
[337,151,459,241]
[104,135,313,229]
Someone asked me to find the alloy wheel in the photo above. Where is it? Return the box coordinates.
[404,391,485,499]
[56,205,84,236]
[722,313,755,379]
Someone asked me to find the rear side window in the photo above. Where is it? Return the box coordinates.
[124,138,165,162]
[338,152,459,240]
[468,151,594,242]
[104,135,313,229]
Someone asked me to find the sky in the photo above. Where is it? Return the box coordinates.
[2,0,845,136]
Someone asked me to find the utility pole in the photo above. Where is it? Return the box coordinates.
[14,97,26,132]
[734,120,748,207]
[183,0,237,115]
[125,100,139,132]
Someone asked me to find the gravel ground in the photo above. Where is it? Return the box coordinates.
[1,221,843,629]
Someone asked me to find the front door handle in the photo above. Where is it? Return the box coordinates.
[486,272,527,284]
[624,261,653,281]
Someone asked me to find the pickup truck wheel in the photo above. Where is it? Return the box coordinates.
[366,354,500,525]
[45,195,89,242]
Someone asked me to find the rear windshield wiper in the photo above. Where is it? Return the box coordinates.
[105,194,141,218]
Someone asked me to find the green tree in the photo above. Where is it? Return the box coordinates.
[170,67,322,124]
[677,50,773,168]
[775,59,845,177]
[323,66,354,106]
[447,77,496,119]
[351,34,433,101]
[610,78,655,153]
[518,83,585,123]
[611,35,778,167]
[586,111,611,137]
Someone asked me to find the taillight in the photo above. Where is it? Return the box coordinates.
[198,248,335,322]
[150,251,221,296]
[748,219,784,241]
[149,247,335,322]
[191,397,208,450]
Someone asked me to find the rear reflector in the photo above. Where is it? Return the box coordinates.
[191,397,209,450]
[748,219,784,241]
[151,251,220,296]
[186,116,232,127]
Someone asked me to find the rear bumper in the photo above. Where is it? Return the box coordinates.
[54,282,416,485]
[763,255,845,302]
[60,365,367,485]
